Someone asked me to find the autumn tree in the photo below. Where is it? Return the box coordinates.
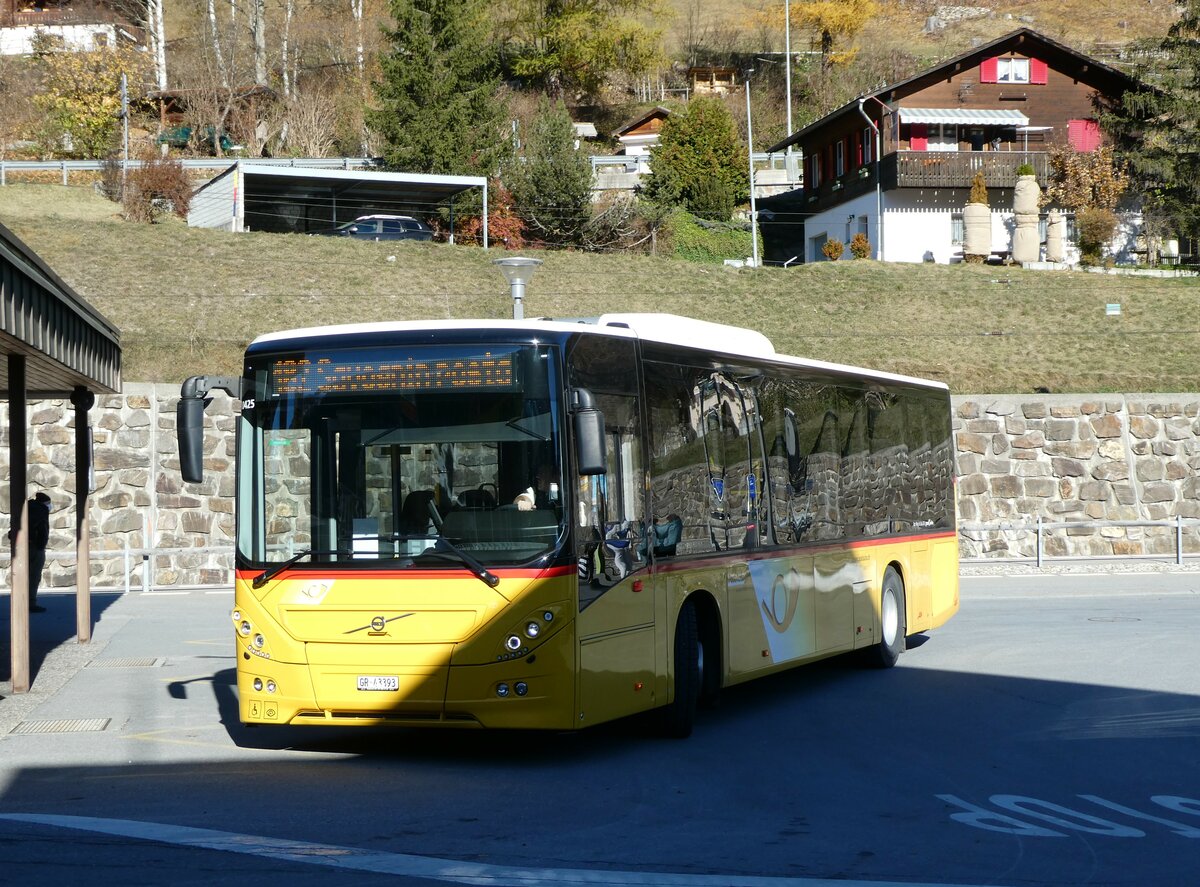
[505,0,667,99]
[1044,144,1129,265]
[370,0,507,176]
[640,97,748,221]
[33,44,149,158]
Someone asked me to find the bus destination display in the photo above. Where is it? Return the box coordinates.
[271,351,517,395]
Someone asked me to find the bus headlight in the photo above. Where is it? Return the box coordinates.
[266,680,277,694]
[253,678,263,691]
[239,621,252,637]
[524,622,541,639]
[496,683,510,697]
[515,682,528,697]
[254,634,265,648]
[505,635,522,652]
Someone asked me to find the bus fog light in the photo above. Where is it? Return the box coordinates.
[266,680,277,693]
[515,682,528,696]
[253,678,263,691]
[496,683,510,697]
[254,634,265,648]
[524,622,540,639]
[505,635,522,652]
[239,621,252,637]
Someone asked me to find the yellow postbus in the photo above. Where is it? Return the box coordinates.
[177,314,958,736]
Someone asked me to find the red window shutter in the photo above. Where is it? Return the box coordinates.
[1030,58,1048,84]
[1068,119,1102,151]
[980,57,999,83]
[910,123,928,151]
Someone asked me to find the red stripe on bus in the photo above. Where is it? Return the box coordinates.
[235,565,576,583]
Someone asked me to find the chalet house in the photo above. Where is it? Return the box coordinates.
[612,106,671,173]
[764,29,1141,265]
[0,0,139,54]
[688,66,737,96]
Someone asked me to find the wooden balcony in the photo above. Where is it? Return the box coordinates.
[883,151,1051,189]
[0,0,131,29]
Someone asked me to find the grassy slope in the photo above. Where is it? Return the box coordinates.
[2,183,1198,394]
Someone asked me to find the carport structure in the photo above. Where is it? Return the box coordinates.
[1,221,121,693]
[187,162,490,246]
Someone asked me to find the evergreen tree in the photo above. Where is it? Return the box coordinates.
[640,98,748,220]
[370,0,507,177]
[504,98,595,245]
[1101,1,1200,241]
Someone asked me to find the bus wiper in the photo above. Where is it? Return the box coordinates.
[251,548,344,589]
[428,536,500,588]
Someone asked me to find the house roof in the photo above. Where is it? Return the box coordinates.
[613,106,671,138]
[766,28,1141,152]
[0,221,121,396]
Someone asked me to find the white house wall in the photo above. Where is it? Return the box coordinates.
[803,192,877,262]
[0,24,117,55]
[186,167,241,233]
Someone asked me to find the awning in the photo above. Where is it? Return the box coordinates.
[898,108,1030,126]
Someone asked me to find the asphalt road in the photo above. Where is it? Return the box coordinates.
[1,571,1198,886]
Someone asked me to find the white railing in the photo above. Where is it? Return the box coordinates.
[960,517,1200,567]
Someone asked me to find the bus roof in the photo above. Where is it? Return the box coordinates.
[250,314,948,392]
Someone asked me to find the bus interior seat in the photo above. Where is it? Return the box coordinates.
[400,490,437,534]
[458,488,496,509]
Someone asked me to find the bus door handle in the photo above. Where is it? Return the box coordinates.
[727,563,750,588]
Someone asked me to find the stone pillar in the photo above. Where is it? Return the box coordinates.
[1012,174,1041,264]
[1046,210,1065,263]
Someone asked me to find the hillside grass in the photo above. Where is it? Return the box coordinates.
[1,183,1198,394]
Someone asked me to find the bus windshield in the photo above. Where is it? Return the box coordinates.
[237,343,566,570]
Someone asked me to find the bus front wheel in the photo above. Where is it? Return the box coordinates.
[660,600,700,738]
[871,567,906,669]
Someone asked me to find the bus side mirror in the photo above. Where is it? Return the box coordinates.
[572,388,607,476]
[178,393,208,483]
[178,375,244,484]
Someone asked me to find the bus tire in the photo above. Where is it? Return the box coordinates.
[660,600,700,738]
[871,566,906,669]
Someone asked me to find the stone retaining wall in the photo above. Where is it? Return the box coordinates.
[1,388,1197,589]
[952,394,1200,559]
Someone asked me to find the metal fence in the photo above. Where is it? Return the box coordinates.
[0,157,377,187]
[959,517,1200,567]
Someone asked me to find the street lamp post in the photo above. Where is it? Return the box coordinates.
[746,75,760,268]
[493,257,543,320]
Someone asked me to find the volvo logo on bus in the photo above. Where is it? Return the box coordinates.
[370,616,387,632]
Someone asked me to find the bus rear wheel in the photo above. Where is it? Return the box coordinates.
[660,600,700,738]
[870,567,906,669]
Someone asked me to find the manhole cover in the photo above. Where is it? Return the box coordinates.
[87,657,161,668]
[10,718,110,735]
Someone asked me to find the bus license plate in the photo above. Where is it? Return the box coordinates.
[357,676,399,691]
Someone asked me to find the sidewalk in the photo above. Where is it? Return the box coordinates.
[0,587,237,760]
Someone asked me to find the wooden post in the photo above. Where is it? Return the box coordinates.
[9,353,29,693]
[73,387,95,643]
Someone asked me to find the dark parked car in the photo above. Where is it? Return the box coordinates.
[318,214,433,242]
